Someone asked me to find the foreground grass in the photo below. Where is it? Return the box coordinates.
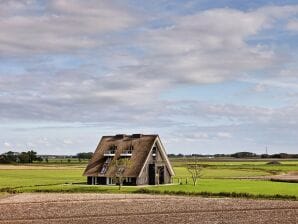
[0,161,297,200]
[1,179,296,200]
[149,179,298,197]
[173,167,270,179]
[0,169,85,189]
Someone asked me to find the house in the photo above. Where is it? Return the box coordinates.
[83,134,175,185]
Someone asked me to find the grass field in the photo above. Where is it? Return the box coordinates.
[0,159,297,199]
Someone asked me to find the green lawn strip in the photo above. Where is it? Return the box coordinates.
[0,162,297,200]
[170,160,298,166]
[173,167,270,179]
[145,179,298,198]
[7,179,298,201]
[0,169,85,189]
[135,188,297,200]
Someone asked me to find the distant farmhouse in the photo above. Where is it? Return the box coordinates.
[83,134,175,185]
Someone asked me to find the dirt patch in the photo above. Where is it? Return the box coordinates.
[0,193,297,224]
[270,171,298,183]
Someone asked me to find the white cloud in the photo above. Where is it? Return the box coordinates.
[63,139,73,145]
[0,0,138,55]
[4,142,11,148]
[217,132,232,139]
[253,83,267,92]
[286,20,298,31]
[1,3,298,154]
[136,7,287,84]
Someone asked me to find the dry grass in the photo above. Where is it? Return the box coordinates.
[0,193,297,223]
[0,165,83,170]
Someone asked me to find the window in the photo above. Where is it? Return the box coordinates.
[152,147,157,154]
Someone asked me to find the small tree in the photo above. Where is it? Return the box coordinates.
[27,150,37,163]
[19,152,30,163]
[113,158,131,190]
[187,158,203,186]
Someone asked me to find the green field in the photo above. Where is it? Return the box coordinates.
[0,159,297,199]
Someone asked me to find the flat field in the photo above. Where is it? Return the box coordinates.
[0,159,297,199]
[0,193,297,224]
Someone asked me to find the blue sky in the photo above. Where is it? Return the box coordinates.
[1,0,298,155]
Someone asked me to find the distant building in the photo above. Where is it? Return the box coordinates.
[83,134,175,185]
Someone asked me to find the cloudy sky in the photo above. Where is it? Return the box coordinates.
[1,0,298,155]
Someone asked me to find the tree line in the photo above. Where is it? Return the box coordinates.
[168,152,298,159]
[0,150,42,163]
[0,151,94,164]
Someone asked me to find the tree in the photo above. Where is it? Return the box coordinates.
[4,151,18,162]
[231,152,256,158]
[36,156,43,162]
[112,158,131,190]
[18,152,30,163]
[76,152,93,160]
[27,150,37,163]
[187,158,203,186]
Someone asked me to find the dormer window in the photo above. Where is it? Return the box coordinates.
[104,145,117,156]
[120,145,133,157]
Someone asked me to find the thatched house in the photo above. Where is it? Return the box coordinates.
[83,134,175,185]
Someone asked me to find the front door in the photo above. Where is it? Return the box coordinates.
[148,164,155,185]
[158,166,164,184]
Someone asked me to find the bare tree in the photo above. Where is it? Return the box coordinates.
[187,158,203,186]
[113,158,131,190]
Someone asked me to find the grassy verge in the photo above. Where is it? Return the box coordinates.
[135,188,297,200]
[0,162,297,201]
[1,184,137,194]
[0,179,297,201]
[1,184,296,201]
[148,179,298,197]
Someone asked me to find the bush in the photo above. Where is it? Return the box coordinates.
[266,161,281,165]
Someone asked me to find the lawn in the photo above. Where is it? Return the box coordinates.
[173,167,270,179]
[0,159,297,199]
[0,166,85,189]
[148,179,298,197]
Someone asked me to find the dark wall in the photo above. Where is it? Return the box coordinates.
[87,176,92,185]
[123,178,136,186]
[87,176,106,185]
[97,177,106,185]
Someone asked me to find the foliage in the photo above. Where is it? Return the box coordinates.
[0,150,42,164]
[112,158,131,190]
[187,159,204,186]
[76,152,93,160]
[231,152,257,158]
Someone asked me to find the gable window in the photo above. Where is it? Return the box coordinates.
[152,146,157,160]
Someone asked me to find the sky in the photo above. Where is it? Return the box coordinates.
[1,0,298,155]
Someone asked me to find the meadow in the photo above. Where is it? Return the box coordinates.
[0,159,297,199]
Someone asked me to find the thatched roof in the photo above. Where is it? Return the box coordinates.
[83,134,171,177]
